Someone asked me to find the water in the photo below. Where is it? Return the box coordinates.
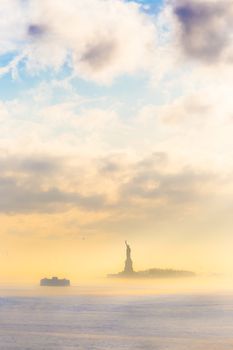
[0,290,233,349]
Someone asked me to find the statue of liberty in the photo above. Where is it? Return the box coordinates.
[125,241,131,259]
[124,241,134,275]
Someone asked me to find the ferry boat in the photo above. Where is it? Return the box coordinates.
[40,277,70,286]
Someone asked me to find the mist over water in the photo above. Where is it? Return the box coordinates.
[0,292,233,349]
[1,275,233,297]
[0,0,232,348]
[0,279,233,349]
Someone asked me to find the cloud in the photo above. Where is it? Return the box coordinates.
[0,153,222,215]
[0,155,60,175]
[0,177,106,213]
[136,86,233,171]
[0,174,106,215]
[0,154,104,214]
[0,101,10,120]
[159,94,211,124]
[80,40,117,71]
[173,0,233,63]
[120,166,217,204]
[1,84,233,171]
[0,0,27,53]
[0,155,106,213]
[0,0,157,83]
[27,24,46,38]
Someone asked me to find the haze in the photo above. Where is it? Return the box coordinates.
[0,0,233,288]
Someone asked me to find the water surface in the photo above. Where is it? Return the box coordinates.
[0,287,232,349]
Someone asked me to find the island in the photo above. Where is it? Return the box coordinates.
[40,277,70,287]
[108,241,195,279]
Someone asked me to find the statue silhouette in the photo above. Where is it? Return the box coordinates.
[124,241,134,275]
[125,241,131,259]
[108,241,195,279]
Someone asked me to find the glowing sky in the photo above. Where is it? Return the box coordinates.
[0,0,233,283]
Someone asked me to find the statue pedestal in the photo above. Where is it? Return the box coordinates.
[124,257,134,275]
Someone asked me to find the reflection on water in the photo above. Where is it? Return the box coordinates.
[0,279,233,349]
[0,292,233,349]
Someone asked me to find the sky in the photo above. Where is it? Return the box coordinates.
[0,0,233,284]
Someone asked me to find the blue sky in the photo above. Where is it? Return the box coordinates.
[0,0,165,101]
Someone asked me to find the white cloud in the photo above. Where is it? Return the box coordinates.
[0,0,157,83]
[0,101,9,120]
[0,76,232,168]
[0,0,26,53]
